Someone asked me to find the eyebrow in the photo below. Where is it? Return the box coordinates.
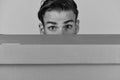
[46,20,74,25]
[46,21,57,25]
[64,20,74,24]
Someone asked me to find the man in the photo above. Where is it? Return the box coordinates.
[38,0,79,35]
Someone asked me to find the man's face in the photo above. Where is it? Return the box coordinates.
[40,10,79,35]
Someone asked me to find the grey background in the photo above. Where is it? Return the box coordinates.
[1,0,120,34]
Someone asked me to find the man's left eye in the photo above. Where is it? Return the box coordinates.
[64,25,73,30]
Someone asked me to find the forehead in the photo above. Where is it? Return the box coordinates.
[43,10,76,22]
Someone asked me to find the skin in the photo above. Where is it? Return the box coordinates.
[39,10,79,35]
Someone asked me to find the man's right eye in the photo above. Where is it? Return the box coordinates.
[48,26,57,31]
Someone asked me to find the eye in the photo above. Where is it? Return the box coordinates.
[48,26,58,31]
[64,25,73,30]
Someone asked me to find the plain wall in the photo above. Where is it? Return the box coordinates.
[1,0,120,34]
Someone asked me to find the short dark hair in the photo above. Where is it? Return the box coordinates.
[38,0,79,25]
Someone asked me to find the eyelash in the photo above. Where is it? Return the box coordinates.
[48,26,58,31]
[48,25,73,31]
[64,25,73,30]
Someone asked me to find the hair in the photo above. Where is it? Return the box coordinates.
[38,0,79,25]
